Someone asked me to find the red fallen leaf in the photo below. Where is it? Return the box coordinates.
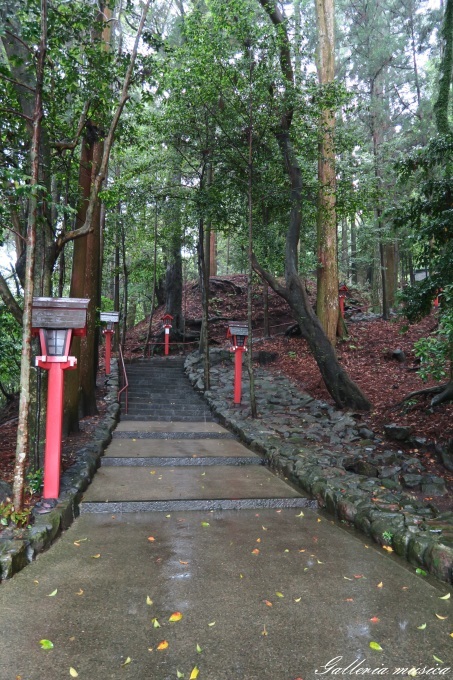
[263,600,273,607]
[148,536,156,542]
[370,617,380,623]
[252,548,260,555]
[179,560,189,565]
[353,574,363,579]
[312,537,318,543]
[345,598,354,602]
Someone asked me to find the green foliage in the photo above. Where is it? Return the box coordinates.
[0,501,31,528]
[26,468,44,495]
[413,286,453,383]
[0,306,21,399]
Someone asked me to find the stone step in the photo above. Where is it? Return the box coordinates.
[80,465,314,514]
[102,438,260,466]
[102,456,261,467]
[124,405,212,413]
[115,421,227,433]
[121,415,215,422]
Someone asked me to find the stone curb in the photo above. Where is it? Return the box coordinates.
[0,364,120,582]
[185,350,453,585]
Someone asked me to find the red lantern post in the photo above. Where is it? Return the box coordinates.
[32,297,89,507]
[162,314,173,356]
[227,321,248,405]
[100,311,120,375]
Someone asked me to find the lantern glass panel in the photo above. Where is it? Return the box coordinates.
[236,334,246,347]
[46,329,68,356]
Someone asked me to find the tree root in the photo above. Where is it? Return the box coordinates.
[397,381,453,407]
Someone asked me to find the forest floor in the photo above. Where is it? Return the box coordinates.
[1,274,451,513]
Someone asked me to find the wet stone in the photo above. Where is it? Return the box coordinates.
[401,473,423,489]
[384,423,414,442]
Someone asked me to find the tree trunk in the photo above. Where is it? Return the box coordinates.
[13,0,46,509]
[315,0,339,345]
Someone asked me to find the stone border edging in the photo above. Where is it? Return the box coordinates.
[0,363,120,582]
[185,351,453,585]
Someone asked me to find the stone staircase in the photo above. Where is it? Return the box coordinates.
[121,357,214,422]
[80,358,314,514]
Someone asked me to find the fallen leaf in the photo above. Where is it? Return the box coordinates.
[345,598,354,602]
[75,589,84,596]
[261,624,268,636]
[435,614,448,620]
[39,639,54,650]
[189,667,199,680]
[294,597,301,603]
[34,580,39,584]
[296,511,304,517]
[157,641,169,650]
[121,657,131,667]
[299,550,306,553]
[439,593,451,600]
[208,621,216,626]
[196,644,202,653]
[264,600,273,607]
[69,669,78,678]
[166,514,171,518]
[47,589,58,597]
[416,568,427,577]
[201,522,210,527]
[369,641,383,651]
[317,518,321,522]
[382,546,393,553]
[317,560,324,564]
[73,538,87,547]
[262,526,268,531]
[377,582,383,588]
[433,656,444,664]
[284,549,290,553]
[370,617,380,624]
[169,612,183,622]
[252,549,260,555]
[417,623,427,630]
[91,554,101,559]
[256,538,261,543]
[176,671,184,678]
[148,536,156,542]
[152,618,161,628]
[180,560,189,565]
[407,668,417,677]
[343,577,353,581]
[146,596,153,605]
[276,592,284,598]
[150,470,156,475]
[353,574,363,579]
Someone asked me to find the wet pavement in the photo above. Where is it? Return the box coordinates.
[0,509,452,680]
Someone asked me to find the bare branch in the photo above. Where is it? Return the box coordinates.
[251,253,289,300]
[52,101,91,151]
[0,107,33,122]
[0,73,35,92]
[0,270,23,324]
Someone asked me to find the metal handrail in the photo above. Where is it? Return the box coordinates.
[118,344,129,414]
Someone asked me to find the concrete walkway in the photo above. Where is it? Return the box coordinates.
[0,361,452,679]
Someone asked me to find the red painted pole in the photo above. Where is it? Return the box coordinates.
[164,327,170,356]
[339,295,345,318]
[36,357,76,500]
[104,329,113,375]
[233,348,244,405]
